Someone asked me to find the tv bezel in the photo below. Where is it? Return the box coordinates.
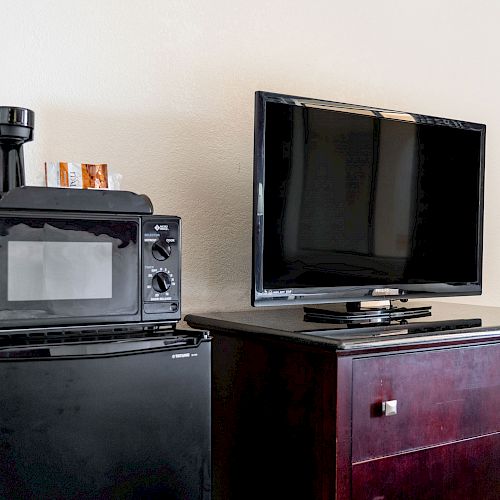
[252,91,486,307]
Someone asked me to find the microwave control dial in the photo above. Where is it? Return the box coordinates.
[152,240,172,261]
[152,272,171,293]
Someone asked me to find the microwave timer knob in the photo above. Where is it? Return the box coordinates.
[152,240,172,261]
[152,272,171,293]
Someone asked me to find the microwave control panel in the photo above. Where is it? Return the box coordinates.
[142,216,181,322]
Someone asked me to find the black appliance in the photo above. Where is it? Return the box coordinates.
[0,106,34,193]
[0,139,210,497]
[0,327,211,499]
[0,188,181,329]
[252,91,486,321]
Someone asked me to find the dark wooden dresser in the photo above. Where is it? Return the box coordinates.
[186,302,500,500]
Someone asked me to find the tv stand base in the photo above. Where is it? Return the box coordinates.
[304,300,432,324]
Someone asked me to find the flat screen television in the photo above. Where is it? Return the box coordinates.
[252,91,486,318]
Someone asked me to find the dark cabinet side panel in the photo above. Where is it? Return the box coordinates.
[211,331,338,500]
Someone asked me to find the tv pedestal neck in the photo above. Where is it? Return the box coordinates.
[303,300,432,324]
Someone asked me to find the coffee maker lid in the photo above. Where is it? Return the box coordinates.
[0,107,34,128]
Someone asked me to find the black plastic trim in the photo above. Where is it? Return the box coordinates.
[252,91,486,307]
[0,186,153,214]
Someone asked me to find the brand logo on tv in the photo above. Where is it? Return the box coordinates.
[372,288,400,296]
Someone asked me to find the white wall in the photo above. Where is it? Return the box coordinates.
[1,1,499,313]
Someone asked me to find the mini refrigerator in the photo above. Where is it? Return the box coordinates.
[0,328,211,499]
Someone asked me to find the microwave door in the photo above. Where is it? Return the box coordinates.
[0,216,141,328]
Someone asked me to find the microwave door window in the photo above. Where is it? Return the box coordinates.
[0,217,140,325]
[7,241,112,301]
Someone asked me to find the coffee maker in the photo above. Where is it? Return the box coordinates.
[0,106,34,193]
[0,106,154,213]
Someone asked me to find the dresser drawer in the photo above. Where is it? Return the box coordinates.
[351,343,500,462]
[352,433,500,500]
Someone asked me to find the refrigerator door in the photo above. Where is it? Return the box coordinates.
[0,333,211,499]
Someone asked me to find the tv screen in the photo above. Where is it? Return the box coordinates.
[252,92,486,307]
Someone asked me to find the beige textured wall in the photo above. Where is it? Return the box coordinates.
[1,1,498,313]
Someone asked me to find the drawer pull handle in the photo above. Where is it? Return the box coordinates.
[381,400,398,416]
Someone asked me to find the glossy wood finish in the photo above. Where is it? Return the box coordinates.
[186,305,500,500]
[211,331,338,500]
[336,356,354,499]
[352,343,500,462]
[185,301,500,351]
[352,433,500,499]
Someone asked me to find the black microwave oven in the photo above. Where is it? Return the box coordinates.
[0,187,181,330]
